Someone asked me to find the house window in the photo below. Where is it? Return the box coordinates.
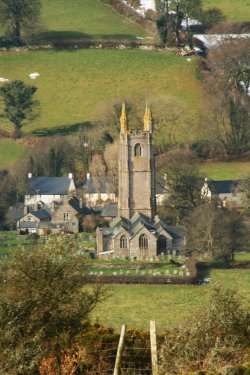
[134,143,142,157]
[139,234,148,249]
[120,235,127,249]
[27,216,32,222]
[64,213,69,222]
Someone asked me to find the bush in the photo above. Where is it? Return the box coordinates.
[159,284,250,375]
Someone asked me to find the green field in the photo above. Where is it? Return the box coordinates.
[93,266,250,331]
[204,0,250,22]
[0,0,146,42]
[200,161,250,180]
[0,50,203,135]
[0,139,28,168]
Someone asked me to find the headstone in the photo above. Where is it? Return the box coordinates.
[165,270,169,275]
[172,250,176,257]
[186,271,190,276]
[100,271,103,275]
[173,270,177,275]
[113,272,117,275]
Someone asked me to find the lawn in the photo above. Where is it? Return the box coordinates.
[0,50,204,136]
[93,267,250,331]
[200,161,250,180]
[0,0,146,42]
[204,0,250,22]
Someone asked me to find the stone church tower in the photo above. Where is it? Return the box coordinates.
[118,103,156,219]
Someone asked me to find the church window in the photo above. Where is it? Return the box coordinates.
[139,234,148,249]
[120,235,127,249]
[63,212,69,222]
[134,143,142,157]
[157,235,167,253]
[108,239,113,251]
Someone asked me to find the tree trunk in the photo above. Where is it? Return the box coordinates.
[13,19,21,46]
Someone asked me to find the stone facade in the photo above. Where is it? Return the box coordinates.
[118,103,156,219]
[96,104,185,260]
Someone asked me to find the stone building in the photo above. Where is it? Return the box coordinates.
[96,104,184,260]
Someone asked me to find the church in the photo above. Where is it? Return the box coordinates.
[96,104,184,260]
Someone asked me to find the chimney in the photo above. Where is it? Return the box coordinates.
[87,172,91,180]
[24,206,29,215]
[28,173,32,179]
[68,173,73,179]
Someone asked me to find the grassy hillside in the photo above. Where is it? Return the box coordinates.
[0,140,28,168]
[200,161,250,180]
[0,0,146,42]
[204,0,250,22]
[93,266,250,330]
[0,50,204,136]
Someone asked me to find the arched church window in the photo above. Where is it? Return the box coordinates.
[157,235,167,253]
[139,234,148,249]
[120,235,127,249]
[107,239,113,251]
[134,143,142,157]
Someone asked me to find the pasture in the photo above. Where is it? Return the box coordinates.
[0,50,204,136]
[93,264,250,330]
[0,139,28,168]
[204,0,250,22]
[0,0,146,42]
[200,161,250,180]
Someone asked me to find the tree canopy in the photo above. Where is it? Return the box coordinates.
[0,236,103,374]
[0,80,38,138]
[0,0,41,45]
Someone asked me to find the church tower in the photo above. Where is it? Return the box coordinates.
[118,103,156,219]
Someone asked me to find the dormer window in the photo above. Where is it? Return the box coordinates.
[134,143,142,157]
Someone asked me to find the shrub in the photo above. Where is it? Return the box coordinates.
[159,284,250,374]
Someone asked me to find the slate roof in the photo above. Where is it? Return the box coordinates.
[208,180,241,194]
[68,197,91,216]
[101,203,118,218]
[27,177,74,195]
[7,206,25,221]
[84,177,115,194]
[30,208,51,221]
[103,212,182,240]
[18,222,38,229]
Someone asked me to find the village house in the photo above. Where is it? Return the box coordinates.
[201,178,244,208]
[16,173,90,234]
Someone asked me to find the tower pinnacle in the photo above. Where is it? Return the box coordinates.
[143,102,152,132]
[120,102,128,133]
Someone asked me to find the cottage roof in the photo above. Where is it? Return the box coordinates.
[84,177,114,194]
[68,197,91,216]
[27,177,75,195]
[30,208,51,220]
[208,180,241,194]
[101,203,118,218]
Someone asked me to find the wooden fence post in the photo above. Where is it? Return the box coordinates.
[113,324,127,375]
[150,320,158,375]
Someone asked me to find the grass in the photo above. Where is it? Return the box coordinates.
[93,267,250,331]
[200,161,250,180]
[0,0,146,42]
[0,139,28,168]
[0,50,204,136]
[204,0,250,22]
